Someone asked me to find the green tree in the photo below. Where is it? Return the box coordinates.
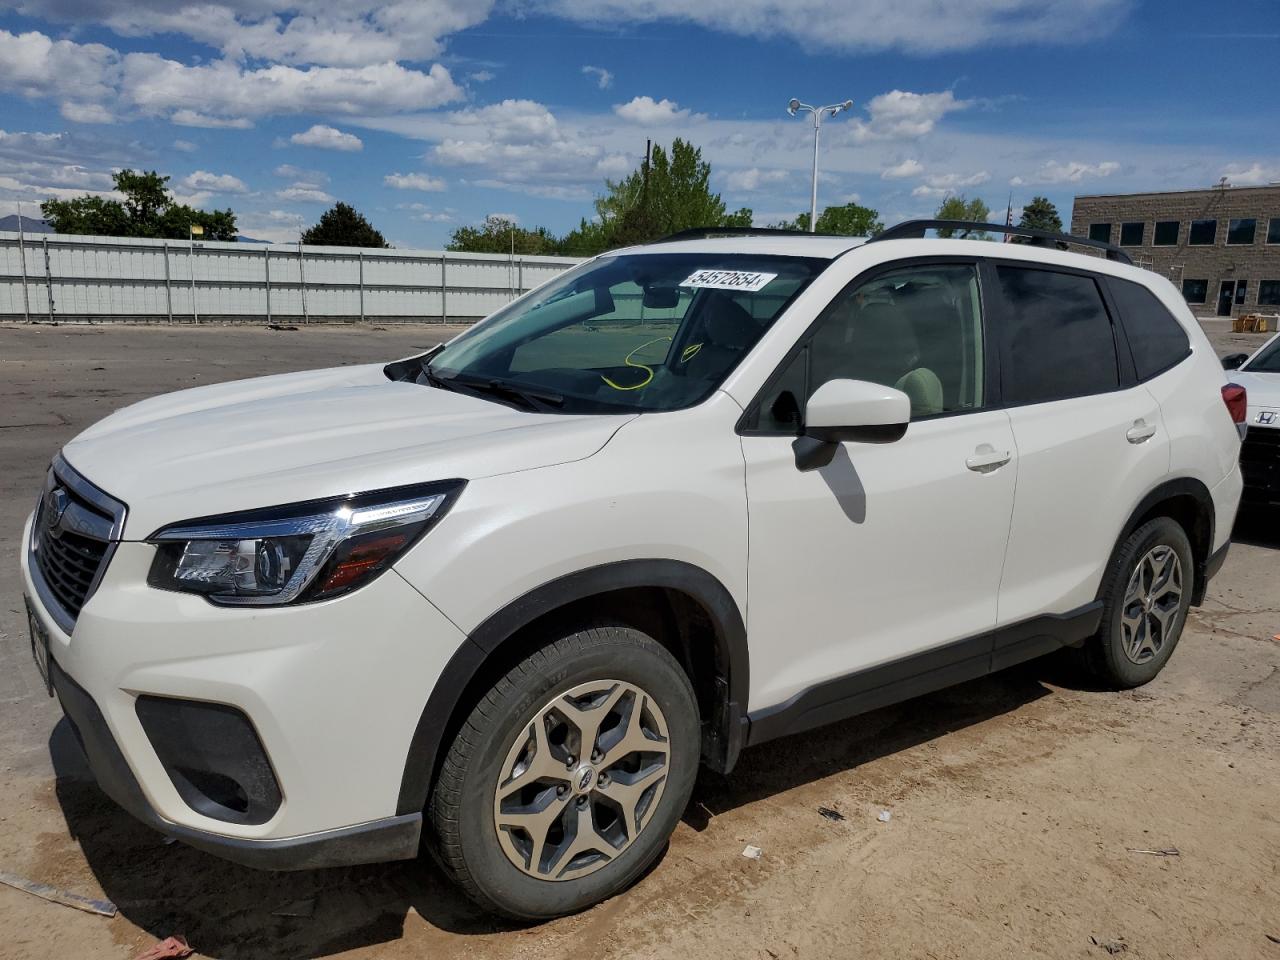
[775,202,884,236]
[1017,195,1063,233]
[934,195,991,238]
[41,170,238,240]
[592,139,752,249]
[302,202,388,247]
[447,215,561,255]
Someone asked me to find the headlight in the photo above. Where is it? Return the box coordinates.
[147,480,463,606]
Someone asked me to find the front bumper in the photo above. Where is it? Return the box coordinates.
[50,656,422,870]
[21,511,470,869]
[1240,425,1280,506]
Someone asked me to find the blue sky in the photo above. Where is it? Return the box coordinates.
[0,0,1277,247]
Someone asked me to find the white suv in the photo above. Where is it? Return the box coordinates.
[22,221,1244,919]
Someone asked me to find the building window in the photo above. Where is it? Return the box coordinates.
[1153,220,1179,246]
[1120,222,1145,246]
[1260,280,1280,306]
[1227,218,1257,245]
[1236,280,1248,305]
[1088,223,1112,243]
[1189,219,1217,245]
[1268,219,1280,245]
[1182,279,1209,304]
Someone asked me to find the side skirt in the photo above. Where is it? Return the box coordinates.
[744,602,1103,747]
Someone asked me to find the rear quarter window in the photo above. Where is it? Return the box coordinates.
[1108,277,1191,380]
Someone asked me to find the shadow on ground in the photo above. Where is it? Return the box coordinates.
[52,656,1062,958]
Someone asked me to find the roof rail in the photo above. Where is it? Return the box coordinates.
[656,226,844,242]
[869,219,1134,265]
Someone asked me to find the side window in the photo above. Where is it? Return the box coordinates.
[1109,278,1191,380]
[749,264,985,431]
[995,266,1119,404]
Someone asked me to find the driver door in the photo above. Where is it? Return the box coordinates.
[740,262,1017,721]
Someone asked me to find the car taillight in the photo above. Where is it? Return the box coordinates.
[1222,383,1247,424]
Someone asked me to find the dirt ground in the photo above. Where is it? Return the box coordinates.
[0,321,1277,960]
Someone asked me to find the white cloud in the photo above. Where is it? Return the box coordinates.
[60,101,115,124]
[384,171,446,191]
[173,139,198,152]
[181,170,249,194]
[910,170,990,198]
[582,65,613,89]
[170,109,253,129]
[882,158,923,179]
[31,1,496,68]
[726,167,790,192]
[274,164,328,183]
[276,184,335,203]
[1011,159,1120,185]
[848,90,970,143]
[468,70,495,83]
[0,28,464,127]
[614,95,701,124]
[290,124,364,151]
[530,0,1128,53]
[1220,163,1280,186]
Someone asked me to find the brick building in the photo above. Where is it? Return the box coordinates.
[1071,184,1280,318]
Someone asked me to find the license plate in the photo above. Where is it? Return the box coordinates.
[24,597,53,697]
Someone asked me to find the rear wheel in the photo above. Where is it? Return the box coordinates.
[427,625,699,919]
[1085,517,1194,688]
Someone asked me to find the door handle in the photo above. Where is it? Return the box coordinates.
[1127,419,1157,444]
[966,445,1011,473]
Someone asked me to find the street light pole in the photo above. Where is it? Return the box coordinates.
[787,98,854,233]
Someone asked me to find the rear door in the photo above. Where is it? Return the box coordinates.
[990,262,1170,627]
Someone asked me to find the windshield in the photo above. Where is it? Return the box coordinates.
[1245,337,1280,373]
[424,252,827,413]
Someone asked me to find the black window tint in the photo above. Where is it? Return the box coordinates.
[1120,222,1145,246]
[1153,220,1179,245]
[1227,218,1257,245]
[1268,219,1280,245]
[1182,279,1208,304]
[1259,280,1280,306]
[1189,219,1217,245]
[1110,277,1190,380]
[1088,223,1112,243]
[1236,280,1248,305]
[995,266,1118,404]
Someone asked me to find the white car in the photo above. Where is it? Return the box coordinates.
[1223,332,1280,507]
[22,220,1244,919]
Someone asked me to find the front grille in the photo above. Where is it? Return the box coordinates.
[34,523,110,619]
[1241,426,1280,502]
[29,457,127,630]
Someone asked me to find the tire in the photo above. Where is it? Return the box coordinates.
[427,624,700,919]
[1084,517,1194,688]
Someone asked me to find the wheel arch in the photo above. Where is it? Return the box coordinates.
[396,559,749,817]
[1112,477,1215,605]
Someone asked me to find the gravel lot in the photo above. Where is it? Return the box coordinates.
[0,321,1277,960]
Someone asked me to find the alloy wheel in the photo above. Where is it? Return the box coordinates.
[1120,545,1183,665]
[492,679,671,881]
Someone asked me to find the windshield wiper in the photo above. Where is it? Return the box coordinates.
[423,367,564,412]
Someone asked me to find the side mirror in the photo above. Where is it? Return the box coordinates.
[794,379,910,471]
[1222,353,1249,370]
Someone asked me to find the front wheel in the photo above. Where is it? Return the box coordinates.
[1085,517,1194,688]
[427,625,700,919]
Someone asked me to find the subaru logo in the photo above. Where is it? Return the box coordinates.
[44,487,69,532]
[577,767,594,792]
[1259,411,1277,425]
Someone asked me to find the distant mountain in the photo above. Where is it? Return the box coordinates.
[236,235,269,243]
[0,215,53,234]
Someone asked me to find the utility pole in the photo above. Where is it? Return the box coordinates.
[16,200,30,323]
[787,99,854,232]
[188,223,202,321]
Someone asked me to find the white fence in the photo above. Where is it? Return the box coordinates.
[0,231,583,323]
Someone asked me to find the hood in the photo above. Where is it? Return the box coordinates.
[62,364,634,538]
[1232,368,1280,429]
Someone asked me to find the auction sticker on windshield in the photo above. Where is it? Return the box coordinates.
[680,269,777,292]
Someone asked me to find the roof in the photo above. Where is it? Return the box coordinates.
[1075,184,1280,201]
[625,235,868,259]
